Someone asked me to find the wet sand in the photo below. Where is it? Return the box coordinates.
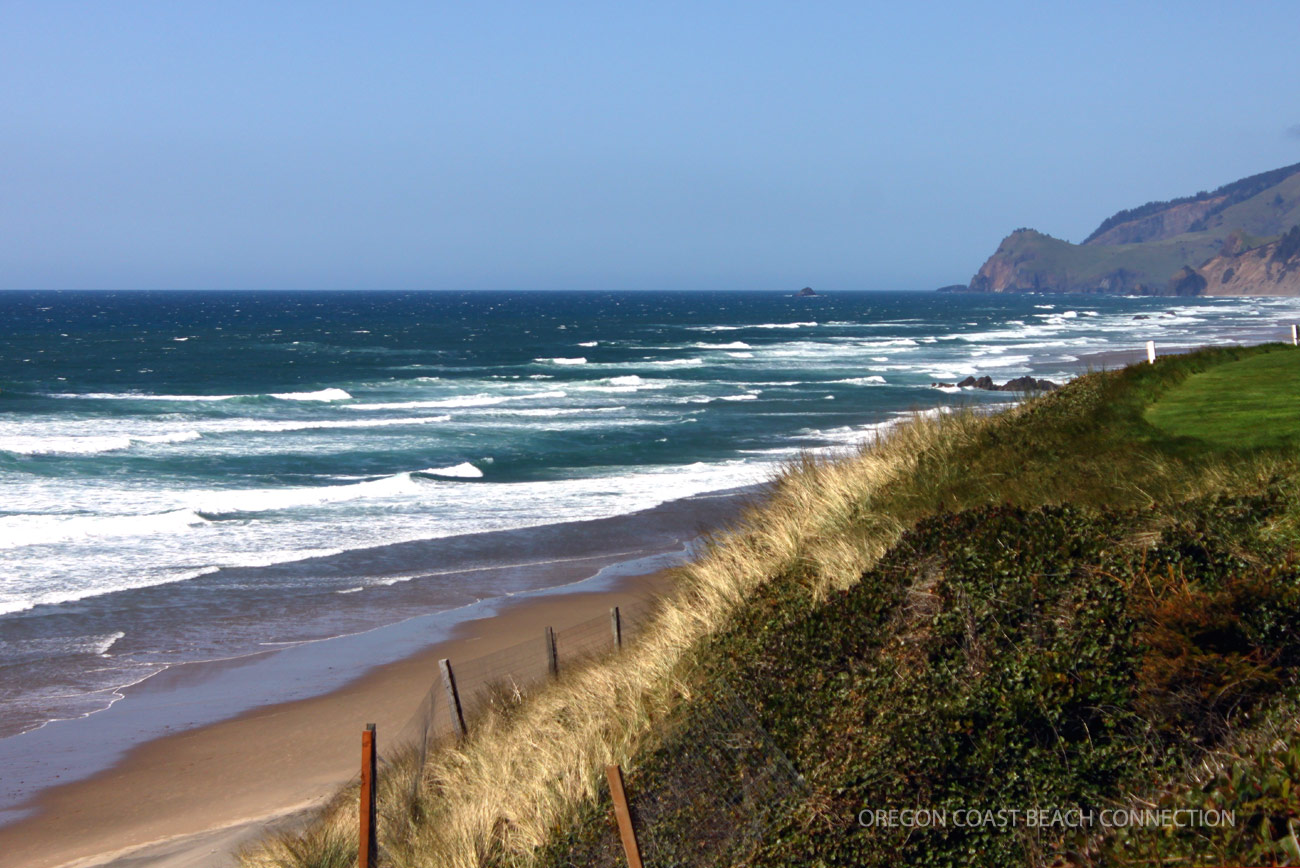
[0,567,676,868]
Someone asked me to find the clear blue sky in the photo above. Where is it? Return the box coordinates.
[3,1,1298,291]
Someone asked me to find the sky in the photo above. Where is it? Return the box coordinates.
[2,1,1299,292]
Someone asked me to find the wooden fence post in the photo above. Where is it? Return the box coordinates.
[439,658,466,739]
[545,626,558,678]
[1291,323,1297,346]
[1146,340,1156,364]
[611,606,623,651]
[359,724,378,868]
[606,764,643,868]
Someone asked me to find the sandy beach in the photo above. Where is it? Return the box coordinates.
[0,567,676,868]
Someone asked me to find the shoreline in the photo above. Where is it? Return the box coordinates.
[5,316,1295,868]
[0,562,682,868]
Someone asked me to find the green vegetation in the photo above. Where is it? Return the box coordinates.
[1083,161,1300,244]
[245,344,1300,868]
[542,344,1300,867]
[1146,348,1300,449]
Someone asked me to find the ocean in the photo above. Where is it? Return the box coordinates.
[2,288,1299,747]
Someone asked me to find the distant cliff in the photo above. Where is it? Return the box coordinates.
[1192,226,1300,296]
[964,161,1300,296]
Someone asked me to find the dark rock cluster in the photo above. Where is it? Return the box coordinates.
[931,375,1059,392]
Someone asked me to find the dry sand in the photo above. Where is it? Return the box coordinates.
[0,570,675,868]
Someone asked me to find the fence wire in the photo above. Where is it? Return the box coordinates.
[361,597,665,861]
[354,594,796,866]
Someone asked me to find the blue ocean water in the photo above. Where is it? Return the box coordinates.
[2,288,1298,738]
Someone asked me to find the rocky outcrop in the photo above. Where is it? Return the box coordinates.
[1192,225,1300,296]
[968,230,1164,294]
[932,375,1060,392]
[1168,266,1208,297]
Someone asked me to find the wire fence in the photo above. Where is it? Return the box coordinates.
[328,590,802,867]
[342,595,664,863]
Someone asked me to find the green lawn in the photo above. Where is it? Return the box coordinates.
[1144,345,1300,448]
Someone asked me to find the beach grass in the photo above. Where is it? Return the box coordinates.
[240,343,1300,868]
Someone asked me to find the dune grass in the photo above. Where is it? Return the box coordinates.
[1145,344,1300,448]
[241,343,1300,868]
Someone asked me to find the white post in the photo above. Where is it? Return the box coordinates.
[1146,341,1156,364]
[1291,324,1297,346]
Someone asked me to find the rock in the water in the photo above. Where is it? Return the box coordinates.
[932,374,1059,392]
[797,286,820,297]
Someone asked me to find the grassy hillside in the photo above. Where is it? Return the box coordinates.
[1083,161,1300,244]
[969,162,1300,294]
[245,346,1300,868]
[542,345,1300,867]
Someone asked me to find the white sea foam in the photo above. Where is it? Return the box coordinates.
[644,358,705,368]
[193,473,424,516]
[268,388,354,402]
[535,357,587,365]
[0,431,202,456]
[206,415,451,433]
[692,341,752,349]
[0,509,210,550]
[832,376,887,385]
[421,462,484,479]
[49,392,243,402]
[96,631,125,656]
[577,341,598,347]
[859,338,919,348]
[48,388,354,403]
[346,391,566,411]
[726,352,754,358]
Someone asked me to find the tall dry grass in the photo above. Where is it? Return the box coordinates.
[239,408,989,868]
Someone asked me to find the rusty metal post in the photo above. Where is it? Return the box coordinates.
[606,764,643,868]
[359,724,377,868]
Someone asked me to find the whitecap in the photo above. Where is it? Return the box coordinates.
[0,509,210,550]
[0,430,202,456]
[208,416,451,433]
[194,473,423,516]
[346,391,566,411]
[96,631,125,656]
[535,357,587,365]
[420,462,484,479]
[269,388,353,402]
[832,376,886,385]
